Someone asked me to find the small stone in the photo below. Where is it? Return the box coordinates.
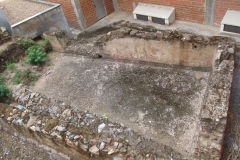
[16,119,23,126]
[46,108,52,113]
[89,145,99,155]
[144,136,151,142]
[228,48,234,54]
[74,142,79,147]
[211,142,221,151]
[66,131,71,136]
[99,142,105,150]
[35,126,40,132]
[106,138,112,143]
[57,124,67,132]
[120,148,127,153]
[61,109,72,117]
[41,129,48,134]
[83,138,88,144]
[233,144,239,150]
[108,149,116,155]
[7,117,13,121]
[56,135,63,140]
[112,156,123,160]
[50,131,59,136]
[17,105,23,110]
[80,143,88,152]
[69,135,74,140]
[30,126,36,132]
[117,128,123,133]
[65,138,76,148]
[118,143,123,149]
[30,93,36,99]
[114,142,119,149]
[74,135,81,140]
[98,123,106,133]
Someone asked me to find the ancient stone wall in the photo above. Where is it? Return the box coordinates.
[0,86,184,160]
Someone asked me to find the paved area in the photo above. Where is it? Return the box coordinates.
[0,0,51,25]
[86,11,240,42]
[33,53,210,157]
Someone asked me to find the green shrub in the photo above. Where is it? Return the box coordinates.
[38,37,52,53]
[22,70,29,77]
[0,84,11,97]
[17,38,36,50]
[25,45,46,65]
[5,62,17,71]
[12,69,21,84]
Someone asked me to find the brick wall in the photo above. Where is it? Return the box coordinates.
[79,0,98,26]
[214,0,240,26]
[117,0,206,24]
[45,0,80,28]
[79,0,115,27]
[104,0,115,15]
[45,0,114,28]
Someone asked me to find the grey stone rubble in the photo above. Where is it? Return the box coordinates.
[0,26,11,45]
[0,86,184,159]
[65,20,235,59]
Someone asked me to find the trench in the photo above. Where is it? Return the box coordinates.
[34,55,209,157]
[0,21,235,159]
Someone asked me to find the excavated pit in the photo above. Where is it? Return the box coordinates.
[32,21,235,159]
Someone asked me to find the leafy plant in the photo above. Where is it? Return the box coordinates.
[17,38,36,50]
[0,84,11,97]
[5,62,17,71]
[25,45,47,66]
[12,69,21,84]
[38,37,52,53]
[22,70,29,77]
[102,114,108,120]
[0,75,11,98]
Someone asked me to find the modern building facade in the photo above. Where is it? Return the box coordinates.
[45,0,240,30]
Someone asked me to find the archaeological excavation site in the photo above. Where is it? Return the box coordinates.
[0,0,240,160]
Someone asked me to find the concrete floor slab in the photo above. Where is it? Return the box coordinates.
[33,53,210,156]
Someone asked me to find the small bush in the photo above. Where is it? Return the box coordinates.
[22,70,29,77]
[25,45,46,66]
[12,69,21,84]
[0,75,11,98]
[38,37,52,53]
[17,38,36,50]
[5,62,16,71]
[0,84,11,97]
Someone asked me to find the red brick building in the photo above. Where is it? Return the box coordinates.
[45,0,240,29]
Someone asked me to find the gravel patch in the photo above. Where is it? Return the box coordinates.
[0,0,52,25]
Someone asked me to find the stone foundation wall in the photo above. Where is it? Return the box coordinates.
[0,86,184,160]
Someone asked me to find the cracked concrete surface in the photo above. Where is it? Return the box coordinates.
[33,53,210,157]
